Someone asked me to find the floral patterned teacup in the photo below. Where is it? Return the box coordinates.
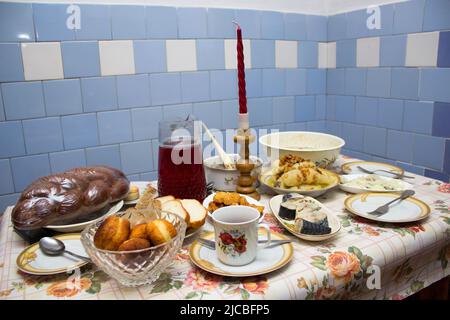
[211,206,271,266]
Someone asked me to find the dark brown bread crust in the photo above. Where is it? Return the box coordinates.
[12,166,130,230]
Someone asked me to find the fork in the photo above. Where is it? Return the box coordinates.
[197,238,292,250]
[357,166,414,179]
[367,190,415,216]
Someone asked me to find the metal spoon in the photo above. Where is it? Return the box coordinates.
[39,237,91,263]
[367,189,415,216]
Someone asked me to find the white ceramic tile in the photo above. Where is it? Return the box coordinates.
[21,42,63,81]
[357,37,380,67]
[275,40,298,69]
[318,42,328,69]
[224,39,251,69]
[166,40,197,72]
[405,32,439,67]
[99,40,135,76]
[327,42,337,69]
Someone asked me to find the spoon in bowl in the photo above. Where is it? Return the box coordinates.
[39,237,91,263]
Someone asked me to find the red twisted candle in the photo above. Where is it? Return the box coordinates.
[235,23,247,114]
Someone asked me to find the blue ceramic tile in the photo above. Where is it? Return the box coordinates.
[210,70,237,100]
[423,0,450,31]
[366,68,391,97]
[162,103,193,121]
[444,140,450,174]
[403,101,434,135]
[127,174,140,181]
[413,134,445,170]
[120,141,153,174]
[424,169,450,182]
[234,10,261,39]
[146,6,178,39]
[438,31,450,67]
[336,39,356,67]
[61,41,100,78]
[193,101,222,129]
[150,73,181,105]
[0,43,24,82]
[0,90,4,121]
[49,149,86,173]
[11,154,51,191]
[327,69,345,95]
[196,39,225,70]
[33,4,75,41]
[61,113,98,149]
[433,102,450,138]
[75,5,111,40]
[43,79,82,116]
[315,95,326,120]
[207,8,235,38]
[284,13,307,40]
[273,96,295,124]
[342,149,371,161]
[306,120,326,132]
[177,7,207,39]
[0,193,19,213]
[306,15,327,41]
[326,95,336,120]
[295,96,315,121]
[131,106,162,140]
[386,130,414,162]
[377,98,404,130]
[393,0,425,34]
[346,9,369,39]
[286,122,307,131]
[395,161,425,175]
[181,72,210,103]
[221,100,238,130]
[306,69,326,95]
[251,40,275,68]
[380,35,406,67]
[298,41,318,68]
[345,68,366,95]
[363,126,387,156]
[325,121,342,137]
[419,68,450,103]
[328,13,347,41]
[341,123,364,151]
[23,118,63,154]
[248,98,272,126]
[111,5,146,39]
[355,97,378,126]
[134,40,166,73]
[390,68,419,100]
[374,4,395,36]
[335,95,356,122]
[245,69,262,98]
[86,145,121,169]
[1,82,45,120]
[140,171,157,181]
[262,69,285,97]
[81,77,117,112]
[0,2,35,42]
[0,160,14,194]
[371,156,397,166]
[285,69,306,96]
[261,11,284,39]
[0,121,25,158]
[98,110,132,145]
[117,74,150,108]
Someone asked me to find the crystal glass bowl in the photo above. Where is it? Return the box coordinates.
[81,210,186,287]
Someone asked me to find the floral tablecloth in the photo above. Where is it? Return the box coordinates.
[0,156,449,300]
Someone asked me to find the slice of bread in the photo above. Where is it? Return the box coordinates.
[180,199,207,229]
[152,195,176,210]
[161,199,190,225]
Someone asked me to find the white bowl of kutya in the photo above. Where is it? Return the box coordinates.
[204,154,263,191]
[259,131,345,168]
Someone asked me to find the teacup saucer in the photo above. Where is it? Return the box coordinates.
[189,230,293,277]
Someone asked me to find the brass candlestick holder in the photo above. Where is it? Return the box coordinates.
[234,116,260,200]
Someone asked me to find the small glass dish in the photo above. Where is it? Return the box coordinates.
[81,210,186,287]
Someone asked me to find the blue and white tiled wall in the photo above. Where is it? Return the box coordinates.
[0,0,449,212]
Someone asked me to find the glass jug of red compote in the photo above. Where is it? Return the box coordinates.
[157,119,206,202]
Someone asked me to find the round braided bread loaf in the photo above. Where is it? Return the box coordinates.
[12,166,129,230]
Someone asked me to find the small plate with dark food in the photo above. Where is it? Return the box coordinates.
[269,193,341,241]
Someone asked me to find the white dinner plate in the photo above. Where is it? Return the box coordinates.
[123,181,154,205]
[269,195,341,241]
[339,174,413,194]
[344,192,431,223]
[341,161,404,178]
